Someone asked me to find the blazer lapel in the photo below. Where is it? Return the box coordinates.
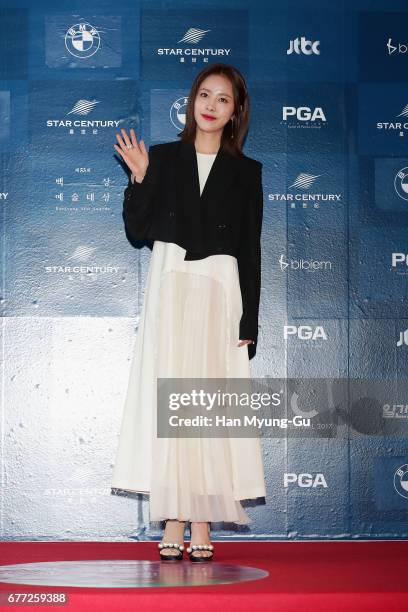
[175,139,241,257]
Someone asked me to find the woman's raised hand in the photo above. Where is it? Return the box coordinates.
[113,128,149,183]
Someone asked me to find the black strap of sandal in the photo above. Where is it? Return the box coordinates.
[187,544,213,553]
[187,543,214,561]
[158,542,184,560]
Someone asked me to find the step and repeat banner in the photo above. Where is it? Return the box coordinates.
[1,0,408,541]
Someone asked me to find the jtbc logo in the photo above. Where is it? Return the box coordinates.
[397,330,408,347]
[287,37,320,55]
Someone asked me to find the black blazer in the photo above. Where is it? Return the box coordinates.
[122,139,264,360]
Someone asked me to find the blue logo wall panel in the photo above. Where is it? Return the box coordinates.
[1,0,407,541]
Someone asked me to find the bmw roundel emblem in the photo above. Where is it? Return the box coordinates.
[65,22,101,59]
[394,167,408,201]
[170,97,189,130]
[394,463,408,499]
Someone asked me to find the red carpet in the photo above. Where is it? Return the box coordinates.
[0,541,407,611]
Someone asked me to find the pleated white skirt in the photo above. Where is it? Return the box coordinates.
[112,240,266,525]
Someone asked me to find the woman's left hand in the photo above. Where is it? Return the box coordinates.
[237,339,254,347]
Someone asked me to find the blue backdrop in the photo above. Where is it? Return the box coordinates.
[1,0,408,541]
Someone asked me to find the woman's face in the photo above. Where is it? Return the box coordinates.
[193,73,235,136]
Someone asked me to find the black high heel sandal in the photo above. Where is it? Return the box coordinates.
[187,522,214,562]
[157,520,185,561]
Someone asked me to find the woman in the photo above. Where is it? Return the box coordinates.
[112,63,266,562]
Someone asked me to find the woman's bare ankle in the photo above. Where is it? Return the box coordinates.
[189,521,212,558]
[190,521,211,543]
[160,519,186,556]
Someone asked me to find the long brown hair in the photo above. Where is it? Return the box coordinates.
[177,63,250,157]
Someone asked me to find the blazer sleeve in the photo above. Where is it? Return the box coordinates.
[122,144,160,243]
[237,161,264,356]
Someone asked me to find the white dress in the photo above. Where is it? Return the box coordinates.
[111,152,266,525]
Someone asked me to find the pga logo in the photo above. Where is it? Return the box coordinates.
[284,325,327,340]
[282,106,326,122]
[284,473,328,488]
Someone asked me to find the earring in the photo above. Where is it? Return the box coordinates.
[230,116,234,139]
